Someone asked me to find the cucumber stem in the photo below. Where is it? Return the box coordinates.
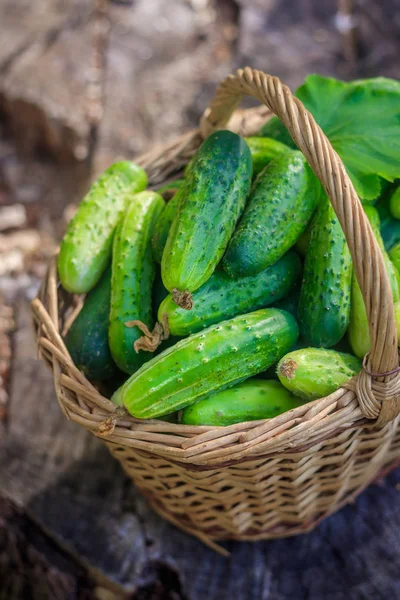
[127,315,170,353]
[172,288,193,310]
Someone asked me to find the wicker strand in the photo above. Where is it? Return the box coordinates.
[199,67,400,424]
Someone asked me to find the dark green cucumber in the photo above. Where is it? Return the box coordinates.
[65,266,117,381]
[180,379,301,426]
[112,308,299,418]
[151,189,182,263]
[244,137,289,178]
[277,348,361,400]
[109,191,165,374]
[389,186,400,220]
[161,130,252,302]
[223,150,320,278]
[58,161,147,293]
[348,206,399,358]
[158,251,300,336]
[299,200,352,347]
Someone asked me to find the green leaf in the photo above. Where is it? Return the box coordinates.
[259,75,400,200]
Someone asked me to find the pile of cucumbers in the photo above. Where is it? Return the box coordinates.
[59,129,400,426]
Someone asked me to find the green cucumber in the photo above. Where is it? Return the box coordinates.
[180,379,301,426]
[244,137,289,178]
[158,251,300,336]
[389,186,400,220]
[152,266,169,318]
[151,189,182,263]
[58,161,147,293]
[223,150,320,278]
[65,266,117,381]
[161,130,252,304]
[109,191,165,374]
[348,206,400,358]
[299,200,352,347]
[277,348,361,401]
[112,308,299,419]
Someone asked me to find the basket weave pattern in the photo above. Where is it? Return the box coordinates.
[32,68,400,552]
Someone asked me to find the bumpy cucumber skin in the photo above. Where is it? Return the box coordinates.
[65,266,117,381]
[158,251,301,336]
[180,379,301,426]
[112,308,299,419]
[151,189,182,263]
[223,150,320,278]
[244,137,289,178]
[389,187,400,220]
[348,206,399,358]
[161,131,252,294]
[58,162,147,294]
[109,191,165,374]
[299,200,352,347]
[277,348,361,400]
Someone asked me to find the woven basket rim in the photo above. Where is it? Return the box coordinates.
[31,67,400,468]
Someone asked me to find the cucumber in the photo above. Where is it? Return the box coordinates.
[244,137,289,178]
[58,161,147,293]
[151,189,182,263]
[389,186,400,220]
[152,266,169,318]
[112,308,299,419]
[161,131,252,305]
[109,191,165,374]
[223,150,320,278]
[158,251,301,336]
[299,199,352,347]
[180,379,301,426]
[348,206,400,358]
[277,348,361,401]
[65,266,117,381]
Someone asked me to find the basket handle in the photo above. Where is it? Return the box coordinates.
[200,67,400,424]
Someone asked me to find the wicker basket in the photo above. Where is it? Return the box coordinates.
[32,68,400,555]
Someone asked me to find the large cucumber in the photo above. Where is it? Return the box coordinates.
[158,251,300,336]
[223,150,320,278]
[348,206,399,358]
[244,137,289,178]
[58,161,147,293]
[161,131,252,306]
[65,266,117,381]
[181,379,301,426]
[299,199,352,347]
[277,348,361,400]
[151,189,182,263]
[109,191,165,374]
[112,308,299,418]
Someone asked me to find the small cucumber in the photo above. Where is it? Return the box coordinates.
[244,137,290,178]
[151,189,182,263]
[299,199,352,347]
[58,161,147,293]
[112,308,299,419]
[348,206,400,358]
[389,186,400,220]
[158,251,301,336]
[65,266,117,381]
[109,191,165,374]
[223,150,320,278]
[161,131,252,304]
[277,348,361,400]
[180,379,301,426]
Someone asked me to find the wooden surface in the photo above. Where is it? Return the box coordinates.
[1,1,400,598]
